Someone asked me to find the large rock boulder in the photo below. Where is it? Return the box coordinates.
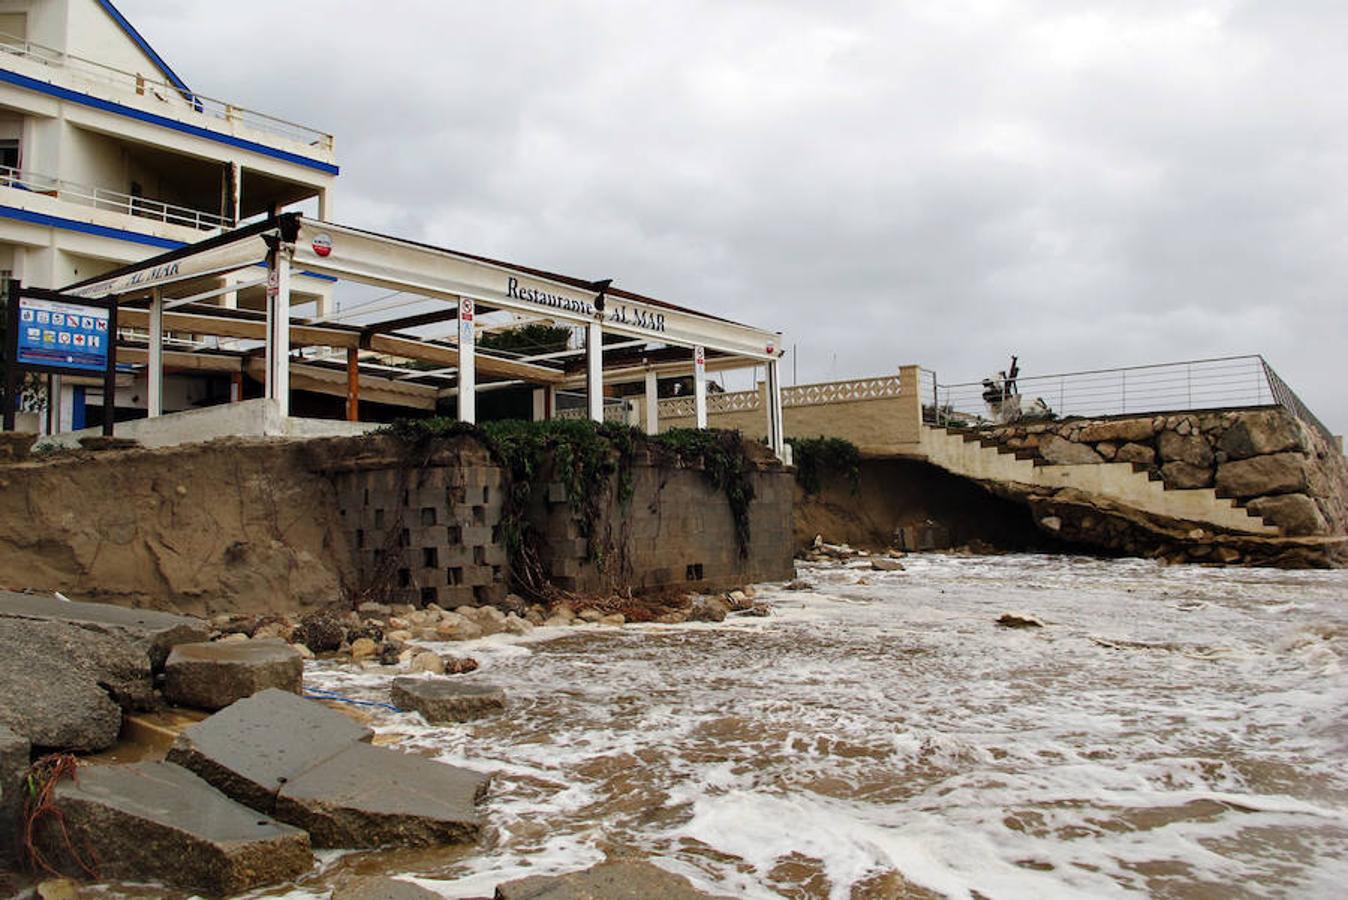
[1215,453,1310,498]
[1158,432,1213,468]
[1161,461,1214,489]
[0,619,154,752]
[1077,419,1156,444]
[1246,493,1329,536]
[1114,442,1155,465]
[1038,435,1103,465]
[274,742,489,849]
[0,724,28,866]
[163,639,304,711]
[494,860,731,899]
[40,761,312,896]
[0,590,209,670]
[391,678,507,723]
[167,688,372,814]
[1217,410,1307,460]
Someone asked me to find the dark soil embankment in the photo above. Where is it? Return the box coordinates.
[793,456,1065,553]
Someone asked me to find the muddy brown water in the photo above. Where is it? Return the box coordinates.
[77,555,1348,898]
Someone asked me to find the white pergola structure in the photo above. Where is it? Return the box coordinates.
[61,214,787,454]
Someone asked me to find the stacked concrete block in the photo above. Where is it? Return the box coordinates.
[333,462,507,608]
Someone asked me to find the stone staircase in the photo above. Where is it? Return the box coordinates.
[919,425,1279,536]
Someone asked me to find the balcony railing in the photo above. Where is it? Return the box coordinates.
[0,164,232,231]
[0,32,333,152]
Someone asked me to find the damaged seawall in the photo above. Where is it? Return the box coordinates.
[0,430,794,615]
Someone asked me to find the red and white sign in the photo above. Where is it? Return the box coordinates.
[460,298,475,321]
[694,345,706,367]
[311,233,333,257]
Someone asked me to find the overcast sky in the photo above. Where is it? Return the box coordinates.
[119,1,1347,430]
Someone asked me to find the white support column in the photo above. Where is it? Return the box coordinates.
[644,368,659,435]
[586,320,604,423]
[265,244,292,415]
[531,388,546,422]
[693,345,708,429]
[545,385,557,421]
[148,288,164,418]
[767,357,785,457]
[457,297,476,424]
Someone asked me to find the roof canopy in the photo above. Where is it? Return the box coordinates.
[63,214,783,392]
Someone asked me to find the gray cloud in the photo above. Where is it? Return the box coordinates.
[120,0,1348,429]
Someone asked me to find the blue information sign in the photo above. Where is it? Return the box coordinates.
[15,296,111,373]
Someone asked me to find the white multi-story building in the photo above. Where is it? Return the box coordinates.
[0,0,336,428]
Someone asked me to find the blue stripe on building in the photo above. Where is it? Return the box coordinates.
[0,70,339,176]
[0,204,338,282]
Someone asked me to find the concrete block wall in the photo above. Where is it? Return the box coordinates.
[327,435,796,605]
[332,460,509,608]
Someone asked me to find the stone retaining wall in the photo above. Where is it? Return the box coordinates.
[974,407,1347,536]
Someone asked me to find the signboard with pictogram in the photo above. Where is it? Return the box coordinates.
[4,281,119,435]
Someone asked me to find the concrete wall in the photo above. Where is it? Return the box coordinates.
[41,398,377,449]
[646,366,924,455]
[529,457,795,594]
[318,434,795,604]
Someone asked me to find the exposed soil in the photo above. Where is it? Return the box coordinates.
[0,439,352,617]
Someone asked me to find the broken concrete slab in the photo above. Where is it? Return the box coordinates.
[0,618,154,752]
[163,639,303,711]
[391,677,507,723]
[333,876,444,900]
[494,860,730,900]
[41,761,311,896]
[167,688,372,814]
[0,590,209,670]
[0,724,29,866]
[275,741,488,849]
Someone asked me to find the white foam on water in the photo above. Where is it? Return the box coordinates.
[299,554,1348,898]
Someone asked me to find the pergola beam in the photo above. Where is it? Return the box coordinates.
[245,359,437,410]
[115,308,565,384]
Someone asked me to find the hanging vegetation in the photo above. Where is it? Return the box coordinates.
[376,419,763,589]
[786,435,860,495]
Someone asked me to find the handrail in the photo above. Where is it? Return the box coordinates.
[0,164,231,231]
[0,31,333,151]
[1261,357,1335,446]
[925,354,1336,446]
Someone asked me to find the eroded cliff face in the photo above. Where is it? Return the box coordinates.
[0,439,352,616]
[974,407,1348,537]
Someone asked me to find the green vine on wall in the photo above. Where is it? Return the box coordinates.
[376,419,762,582]
[787,435,860,495]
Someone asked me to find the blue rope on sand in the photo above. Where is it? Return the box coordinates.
[304,688,402,713]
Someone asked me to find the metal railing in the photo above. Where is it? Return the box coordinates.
[1261,359,1335,446]
[924,355,1335,445]
[0,164,231,230]
[0,32,333,151]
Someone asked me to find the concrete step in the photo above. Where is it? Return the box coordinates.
[917,426,1279,535]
